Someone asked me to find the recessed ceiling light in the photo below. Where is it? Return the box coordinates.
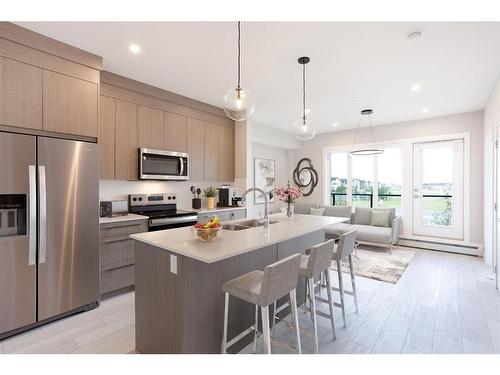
[332,123,339,128]
[352,100,359,104]
[407,31,422,40]
[411,84,421,92]
[421,108,429,113]
[128,44,141,54]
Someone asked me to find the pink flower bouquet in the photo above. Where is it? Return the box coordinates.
[275,182,303,216]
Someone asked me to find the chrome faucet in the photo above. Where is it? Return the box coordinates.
[241,187,269,228]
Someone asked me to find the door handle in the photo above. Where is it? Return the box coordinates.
[28,165,37,266]
[38,165,47,264]
[179,157,184,176]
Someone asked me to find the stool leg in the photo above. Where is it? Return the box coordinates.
[349,254,359,313]
[261,305,271,354]
[221,292,229,354]
[308,278,319,354]
[324,270,337,340]
[337,259,347,328]
[289,290,302,354]
[253,305,258,353]
[271,301,277,338]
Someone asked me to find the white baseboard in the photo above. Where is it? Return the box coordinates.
[398,237,483,256]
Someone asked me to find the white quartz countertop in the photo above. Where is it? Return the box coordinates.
[180,206,246,214]
[99,213,148,225]
[130,213,348,264]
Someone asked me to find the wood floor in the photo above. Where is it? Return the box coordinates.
[1,248,499,354]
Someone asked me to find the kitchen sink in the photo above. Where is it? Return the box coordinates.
[222,219,280,231]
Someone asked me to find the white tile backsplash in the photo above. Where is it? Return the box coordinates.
[99,180,235,210]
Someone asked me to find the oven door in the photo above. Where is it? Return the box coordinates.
[139,148,189,180]
[148,215,198,231]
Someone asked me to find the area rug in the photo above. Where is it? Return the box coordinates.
[330,246,416,284]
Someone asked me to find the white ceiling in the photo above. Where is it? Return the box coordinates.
[17,22,500,134]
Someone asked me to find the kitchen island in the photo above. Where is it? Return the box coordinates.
[131,213,348,354]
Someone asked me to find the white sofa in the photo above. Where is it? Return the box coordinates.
[292,203,401,253]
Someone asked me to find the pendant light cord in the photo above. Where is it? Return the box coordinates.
[351,111,379,153]
[302,62,306,123]
[237,21,241,89]
[351,116,363,153]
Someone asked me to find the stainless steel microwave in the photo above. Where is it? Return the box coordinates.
[139,148,189,180]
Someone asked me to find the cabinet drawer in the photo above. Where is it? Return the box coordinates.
[100,239,135,271]
[100,220,147,240]
[101,265,135,294]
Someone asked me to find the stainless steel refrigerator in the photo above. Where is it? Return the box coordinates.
[0,131,99,338]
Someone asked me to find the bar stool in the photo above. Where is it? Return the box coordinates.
[330,230,359,327]
[221,254,302,354]
[300,240,337,353]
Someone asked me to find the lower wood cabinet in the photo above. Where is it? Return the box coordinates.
[99,219,148,298]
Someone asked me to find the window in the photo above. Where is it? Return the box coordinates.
[328,146,402,213]
[351,153,374,208]
[377,148,402,215]
[330,152,348,206]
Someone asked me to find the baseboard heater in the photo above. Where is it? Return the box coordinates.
[398,237,482,257]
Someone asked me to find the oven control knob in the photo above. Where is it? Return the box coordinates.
[133,197,137,201]
[138,197,143,201]
[168,196,171,200]
[172,196,176,200]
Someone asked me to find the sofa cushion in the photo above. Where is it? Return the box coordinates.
[325,223,353,236]
[353,224,392,244]
[293,203,315,215]
[322,205,352,221]
[309,207,326,216]
[371,209,391,227]
[354,207,372,225]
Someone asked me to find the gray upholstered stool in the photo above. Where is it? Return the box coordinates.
[329,230,359,327]
[300,239,337,353]
[221,254,302,354]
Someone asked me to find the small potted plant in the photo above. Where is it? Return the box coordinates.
[275,182,303,217]
[204,186,218,210]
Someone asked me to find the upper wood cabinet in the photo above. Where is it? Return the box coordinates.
[203,122,222,182]
[115,100,138,180]
[138,105,164,150]
[0,57,42,130]
[98,95,116,179]
[187,117,204,181]
[164,112,187,152]
[42,70,98,137]
[220,125,235,182]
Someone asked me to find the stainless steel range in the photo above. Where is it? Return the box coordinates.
[128,193,198,231]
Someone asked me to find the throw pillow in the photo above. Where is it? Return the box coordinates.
[309,207,326,216]
[370,209,391,227]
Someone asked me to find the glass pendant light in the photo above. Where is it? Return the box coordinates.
[223,22,255,121]
[293,57,316,141]
[350,109,384,156]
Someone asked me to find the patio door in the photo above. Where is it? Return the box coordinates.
[413,139,464,240]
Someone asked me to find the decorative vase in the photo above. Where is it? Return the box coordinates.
[286,203,294,217]
[206,197,215,210]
